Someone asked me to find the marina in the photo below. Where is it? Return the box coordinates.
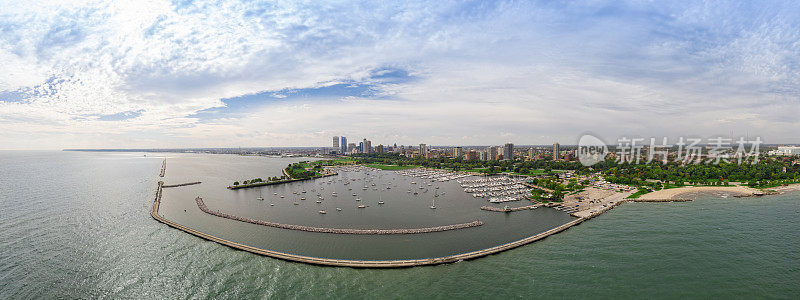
[154,154,578,262]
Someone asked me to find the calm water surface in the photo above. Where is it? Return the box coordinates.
[0,151,797,299]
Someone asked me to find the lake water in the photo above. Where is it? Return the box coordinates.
[0,151,797,298]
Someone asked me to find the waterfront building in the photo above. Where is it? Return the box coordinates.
[341,137,348,153]
[453,147,463,159]
[504,143,514,160]
[553,142,560,160]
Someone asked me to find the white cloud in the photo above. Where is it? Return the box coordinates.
[0,0,799,149]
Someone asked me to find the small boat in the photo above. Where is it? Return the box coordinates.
[319,210,326,214]
[430,197,437,209]
[356,198,361,201]
[336,208,342,211]
[300,197,306,200]
[316,200,322,203]
[270,203,275,206]
[378,201,385,205]
[273,192,278,195]
[293,202,299,205]
[357,205,366,208]
[280,195,285,198]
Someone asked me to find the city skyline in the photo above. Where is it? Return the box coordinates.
[2,1,800,150]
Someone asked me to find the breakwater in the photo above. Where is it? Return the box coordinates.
[480,204,541,212]
[159,159,166,177]
[162,182,201,188]
[196,197,483,234]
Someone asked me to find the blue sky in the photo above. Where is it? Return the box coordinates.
[0,0,798,149]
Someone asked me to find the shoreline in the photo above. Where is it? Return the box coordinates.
[637,186,762,200]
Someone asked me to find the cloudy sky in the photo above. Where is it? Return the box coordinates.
[1,0,798,149]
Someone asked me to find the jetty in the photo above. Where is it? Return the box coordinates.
[196,197,482,234]
[162,182,201,188]
[159,158,166,177]
[480,204,541,212]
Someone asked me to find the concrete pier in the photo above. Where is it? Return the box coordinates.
[480,204,541,212]
[159,159,166,177]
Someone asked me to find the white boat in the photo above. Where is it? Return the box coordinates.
[357,205,366,208]
[257,190,264,201]
[336,208,342,211]
[269,203,275,206]
[319,210,326,214]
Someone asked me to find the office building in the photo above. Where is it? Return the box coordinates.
[341,137,347,153]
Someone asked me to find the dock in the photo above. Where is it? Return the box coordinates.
[480,204,541,212]
[159,158,166,177]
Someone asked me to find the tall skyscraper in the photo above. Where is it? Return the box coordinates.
[504,143,514,160]
[419,143,427,157]
[332,136,339,150]
[528,147,535,159]
[340,137,347,153]
[553,142,560,160]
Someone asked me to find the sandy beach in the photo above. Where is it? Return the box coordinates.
[638,186,762,200]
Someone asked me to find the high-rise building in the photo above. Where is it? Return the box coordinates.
[453,147,463,159]
[347,143,356,154]
[486,146,498,161]
[528,147,535,159]
[377,144,384,153]
[553,142,560,160]
[332,136,339,151]
[504,143,514,160]
[479,151,487,160]
[362,139,371,154]
[419,144,427,157]
[341,137,347,153]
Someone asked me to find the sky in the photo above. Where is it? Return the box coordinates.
[1,0,799,150]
